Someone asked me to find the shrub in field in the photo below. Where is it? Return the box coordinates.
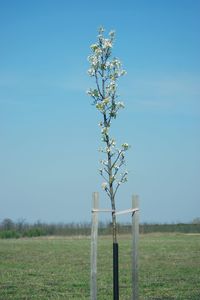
[0,230,20,239]
[23,227,46,237]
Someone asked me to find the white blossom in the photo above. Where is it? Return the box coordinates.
[102,38,113,49]
[101,182,107,190]
[98,26,105,34]
[101,127,109,134]
[122,143,129,150]
[96,102,105,112]
[109,30,115,38]
[103,97,110,105]
[87,88,100,98]
[117,102,125,109]
[106,147,111,153]
[87,68,95,76]
[111,58,121,68]
[90,43,98,51]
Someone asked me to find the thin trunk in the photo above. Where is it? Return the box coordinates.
[107,151,117,244]
[102,61,117,244]
[111,201,117,243]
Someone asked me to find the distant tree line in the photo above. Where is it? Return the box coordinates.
[0,218,200,239]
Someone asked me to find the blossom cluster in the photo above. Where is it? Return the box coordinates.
[86,26,127,122]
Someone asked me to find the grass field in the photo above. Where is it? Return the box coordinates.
[0,233,199,299]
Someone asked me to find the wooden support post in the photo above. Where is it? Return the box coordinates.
[90,192,99,300]
[132,195,139,300]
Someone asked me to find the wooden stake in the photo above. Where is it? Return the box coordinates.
[132,195,139,300]
[90,192,99,300]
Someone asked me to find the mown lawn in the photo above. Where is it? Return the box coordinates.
[0,233,199,299]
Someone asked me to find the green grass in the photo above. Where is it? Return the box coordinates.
[0,233,199,299]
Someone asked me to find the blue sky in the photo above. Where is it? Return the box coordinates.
[0,0,200,224]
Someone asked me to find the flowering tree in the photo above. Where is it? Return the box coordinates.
[87,26,129,244]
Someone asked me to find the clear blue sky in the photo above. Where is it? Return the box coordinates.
[0,0,200,224]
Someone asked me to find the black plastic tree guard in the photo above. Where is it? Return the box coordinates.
[113,242,119,300]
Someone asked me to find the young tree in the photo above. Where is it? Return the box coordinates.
[87,26,129,244]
